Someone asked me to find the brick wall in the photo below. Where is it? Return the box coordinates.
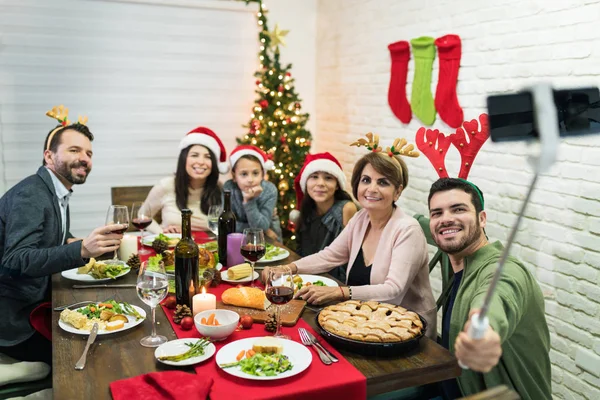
[314,0,600,398]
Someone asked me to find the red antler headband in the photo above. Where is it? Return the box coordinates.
[416,113,489,179]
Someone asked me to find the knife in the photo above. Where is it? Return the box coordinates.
[73,284,136,289]
[75,323,99,370]
[54,301,97,311]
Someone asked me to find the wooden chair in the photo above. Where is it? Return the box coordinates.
[459,385,521,400]
[413,214,453,310]
[110,186,160,231]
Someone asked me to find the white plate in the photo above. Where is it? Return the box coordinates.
[58,304,146,335]
[61,265,130,282]
[256,247,290,264]
[216,337,312,380]
[288,274,339,287]
[154,338,216,366]
[220,270,259,283]
[141,233,182,247]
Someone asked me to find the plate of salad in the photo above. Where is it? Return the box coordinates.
[286,274,339,291]
[216,337,311,381]
[141,233,181,248]
[61,259,130,282]
[58,300,146,335]
[155,338,216,366]
[256,243,290,264]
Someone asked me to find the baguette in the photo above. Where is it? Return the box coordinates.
[221,287,271,310]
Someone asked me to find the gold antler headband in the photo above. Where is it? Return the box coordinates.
[45,105,88,150]
[350,133,420,162]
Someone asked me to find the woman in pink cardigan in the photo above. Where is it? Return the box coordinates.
[266,148,437,337]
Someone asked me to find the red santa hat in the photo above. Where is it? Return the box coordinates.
[229,145,275,171]
[289,152,346,223]
[178,127,230,174]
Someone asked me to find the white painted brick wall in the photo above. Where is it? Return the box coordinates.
[314,0,600,398]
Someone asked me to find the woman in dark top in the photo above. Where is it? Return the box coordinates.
[290,153,357,281]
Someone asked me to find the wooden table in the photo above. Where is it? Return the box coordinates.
[51,237,460,399]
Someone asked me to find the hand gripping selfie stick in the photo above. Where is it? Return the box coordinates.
[459,83,561,369]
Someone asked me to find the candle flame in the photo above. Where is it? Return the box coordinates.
[201,287,207,295]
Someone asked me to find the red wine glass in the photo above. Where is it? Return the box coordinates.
[240,228,265,288]
[132,202,152,255]
[264,266,293,339]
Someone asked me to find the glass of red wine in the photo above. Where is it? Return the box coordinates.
[264,266,293,339]
[105,205,129,262]
[240,228,265,288]
[131,202,152,255]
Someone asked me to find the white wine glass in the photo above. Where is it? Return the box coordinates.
[136,260,169,347]
[264,266,294,339]
[105,205,129,262]
[208,205,222,237]
[131,202,152,255]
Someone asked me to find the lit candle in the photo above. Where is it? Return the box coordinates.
[119,234,138,262]
[193,287,216,316]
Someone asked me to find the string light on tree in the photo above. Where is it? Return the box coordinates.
[240,0,312,247]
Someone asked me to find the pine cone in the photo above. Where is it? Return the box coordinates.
[173,304,192,324]
[127,254,141,270]
[265,310,277,332]
[152,238,168,254]
[210,268,222,287]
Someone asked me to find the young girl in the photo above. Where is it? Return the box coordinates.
[289,152,357,281]
[141,127,229,233]
[223,145,282,242]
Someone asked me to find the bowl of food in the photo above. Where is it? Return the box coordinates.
[194,309,239,341]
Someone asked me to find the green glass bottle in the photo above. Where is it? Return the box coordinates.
[218,191,236,266]
[175,209,199,307]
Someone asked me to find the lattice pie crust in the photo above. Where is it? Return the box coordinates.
[318,300,423,343]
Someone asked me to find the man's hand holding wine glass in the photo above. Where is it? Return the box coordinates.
[80,223,127,258]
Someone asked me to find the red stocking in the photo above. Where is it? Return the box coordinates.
[387,40,411,124]
[434,34,464,128]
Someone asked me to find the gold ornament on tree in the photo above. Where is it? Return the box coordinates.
[278,180,289,193]
[267,23,289,48]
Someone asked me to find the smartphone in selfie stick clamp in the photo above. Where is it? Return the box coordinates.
[458,83,561,369]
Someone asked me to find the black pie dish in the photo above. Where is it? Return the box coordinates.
[314,310,427,357]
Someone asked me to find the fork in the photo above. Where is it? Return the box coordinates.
[300,328,339,362]
[299,328,332,365]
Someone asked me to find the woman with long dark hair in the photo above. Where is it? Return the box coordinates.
[141,127,228,233]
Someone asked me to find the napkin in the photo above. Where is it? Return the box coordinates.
[29,302,52,341]
[110,371,213,400]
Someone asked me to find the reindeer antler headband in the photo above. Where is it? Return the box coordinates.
[416,113,489,207]
[350,133,420,164]
[45,105,89,150]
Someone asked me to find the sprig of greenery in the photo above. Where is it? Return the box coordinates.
[158,339,211,362]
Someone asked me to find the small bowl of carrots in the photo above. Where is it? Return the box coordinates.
[194,309,239,341]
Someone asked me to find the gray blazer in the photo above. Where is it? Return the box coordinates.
[0,166,85,346]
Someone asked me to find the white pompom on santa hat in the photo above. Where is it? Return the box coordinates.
[178,126,230,174]
[229,145,275,171]
[290,152,347,224]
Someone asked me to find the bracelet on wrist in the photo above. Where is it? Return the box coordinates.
[338,286,345,300]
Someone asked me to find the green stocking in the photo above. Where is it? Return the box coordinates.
[410,36,436,125]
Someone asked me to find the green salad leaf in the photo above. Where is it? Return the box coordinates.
[263,243,287,260]
[220,353,293,376]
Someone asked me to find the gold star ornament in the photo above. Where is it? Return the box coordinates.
[268,24,289,48]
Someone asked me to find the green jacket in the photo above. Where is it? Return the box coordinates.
[445,241,552,400]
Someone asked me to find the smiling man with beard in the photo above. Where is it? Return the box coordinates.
[428,178,551,400]
[0,119,126,364]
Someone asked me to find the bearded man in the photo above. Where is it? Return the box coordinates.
[428,178,551,400]
[0,121,125,363]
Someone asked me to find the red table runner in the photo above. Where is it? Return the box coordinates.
[139,232,366,400]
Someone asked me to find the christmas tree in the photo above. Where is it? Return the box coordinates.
[240,0,312,246]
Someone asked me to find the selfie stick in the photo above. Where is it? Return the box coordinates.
[460,83,560,369]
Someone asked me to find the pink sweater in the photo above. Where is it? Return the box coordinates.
[295,207,437,338]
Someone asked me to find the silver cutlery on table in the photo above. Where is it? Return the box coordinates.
[54,301,97,311]
[75,323,98,370]
[299,328,332,365]
[301,328,339,362]
[73,284,136,289]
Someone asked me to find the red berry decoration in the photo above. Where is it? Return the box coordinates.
[255,79,261,85]
[278,85,284,92]
[286,117,291,124]
[280,136,287,144]
[285,72,291,77]
[240,315,254,329]
[180,316,194,331]
[294,102,301,109]
[162,295,177,310]
[259,100,269,109]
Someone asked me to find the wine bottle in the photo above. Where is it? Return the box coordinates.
[175,209,199,308]
[218,191,236,267]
